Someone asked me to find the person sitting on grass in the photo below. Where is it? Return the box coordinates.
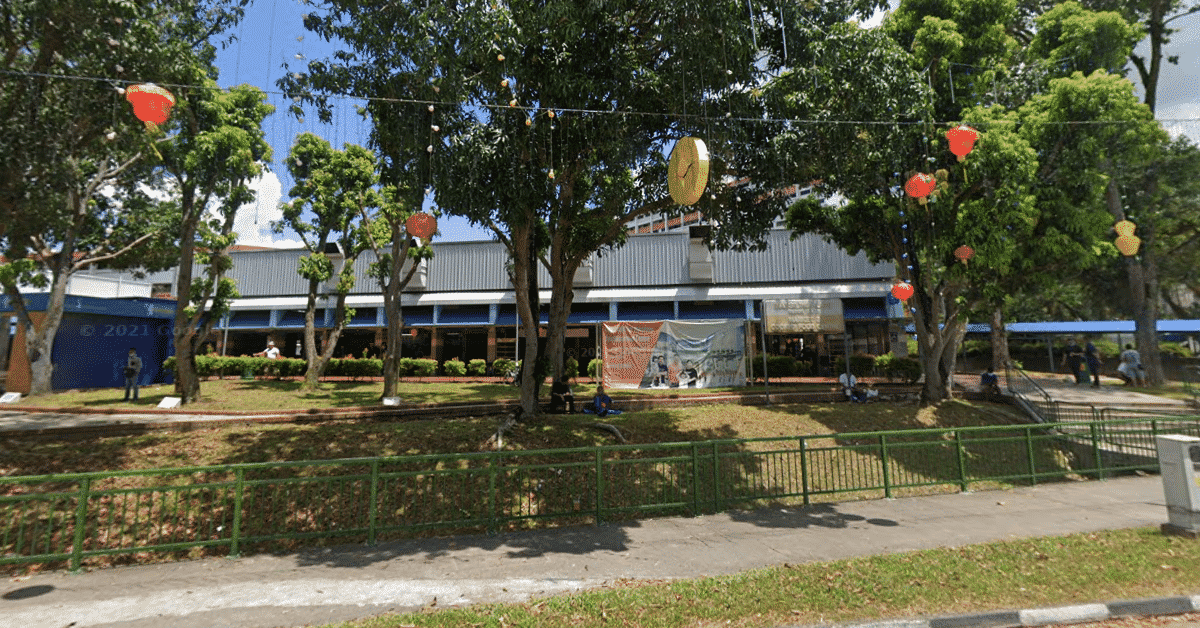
[583,384,622,417]
[838,371,867,403]
[550,374,575,414]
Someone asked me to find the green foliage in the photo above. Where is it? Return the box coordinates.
[768,355,798,377]
[467,359,488,376]
[874,353,923,383]
[1030,2,1141,78]
[386,358,440,377]
[1160,342,1194,358]
[442,358,467,376]
[961,339,991,356]
[564,356,580,379]
[850,353,876,376]
[587,359,603,381]
[495,358,518,378]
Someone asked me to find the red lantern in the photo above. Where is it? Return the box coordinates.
[125,83,175,132]
[406,212,437,239]
[891,282,914,301]
[954,245,974,263]
[945,125,979,161]
[904,173,936,205]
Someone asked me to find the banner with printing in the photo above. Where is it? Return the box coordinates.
[601,319,745,389]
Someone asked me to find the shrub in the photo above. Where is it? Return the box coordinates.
[410,358,438,377]
[1160,341,1194,358]
[467,359,488,376]
[494,358,517,378]
[564,356,580,379]
[892,356,922,383]
[765,355,796,377]
[587,358,603,380]
[960,339,990,356]
[849,353,875,376]
[443,358,467,376]
[875,353,922,383]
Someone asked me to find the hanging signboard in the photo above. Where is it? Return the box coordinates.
[762,299,844,334]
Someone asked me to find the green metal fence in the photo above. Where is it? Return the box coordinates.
[3,417,1197,572]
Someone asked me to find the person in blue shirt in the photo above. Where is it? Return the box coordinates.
[584,385,622,417]
[980,367,1001,397]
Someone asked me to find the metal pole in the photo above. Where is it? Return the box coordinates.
[759,309,769,404]
[222,314,229,357]
[843,332,851,381]
[1046,337,1055,374]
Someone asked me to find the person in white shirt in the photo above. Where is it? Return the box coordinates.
[1118,344,1145,387]
[838,372,866,402]
[255,340,281,378]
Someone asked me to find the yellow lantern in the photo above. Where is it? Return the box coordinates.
[1114,220,1136,236]
[1115,234,1141,256]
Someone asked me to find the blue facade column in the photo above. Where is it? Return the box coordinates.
[376,305,385,327]
[673,301,680,319]
[744,299,756,321]
[488,303,498,325]
[433,304,442,326]
[609,301,619,321]
[269,309,280,328]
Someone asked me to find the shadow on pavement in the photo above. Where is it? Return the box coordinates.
[727,503,898,529]
[286,518,641,569]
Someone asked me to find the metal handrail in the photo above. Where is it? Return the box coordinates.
[4,416,1198,572]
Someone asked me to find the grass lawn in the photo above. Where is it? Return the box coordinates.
[10,378,845,413]
[0,398,1028,478]
[318,527,1200,628]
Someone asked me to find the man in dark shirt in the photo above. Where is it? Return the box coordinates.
[550,375,575,414]
[1061,338,1085,385]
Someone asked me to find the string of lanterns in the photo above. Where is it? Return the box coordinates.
[891,124,980,304]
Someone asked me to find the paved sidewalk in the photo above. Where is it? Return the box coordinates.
[1,475,1171,628]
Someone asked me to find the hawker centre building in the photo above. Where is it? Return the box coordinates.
[77,226,904,375]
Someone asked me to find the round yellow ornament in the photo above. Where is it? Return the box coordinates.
[668,137,710,206]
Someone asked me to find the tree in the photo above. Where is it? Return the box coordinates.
[357,185,434,400]
[0,0,248,395]
[284,0,886,416]
[276,133,377,390]
[158,79,273,403]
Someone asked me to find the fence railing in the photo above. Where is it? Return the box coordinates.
[4,417,1197,572]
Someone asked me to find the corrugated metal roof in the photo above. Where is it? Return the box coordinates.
[124,228,897,298]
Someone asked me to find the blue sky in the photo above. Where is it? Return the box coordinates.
[214,0,1200,248]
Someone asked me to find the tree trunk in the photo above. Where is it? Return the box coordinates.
[990,307,1011,371]
[24,268,72,395]
[300,276,321,391]
[512,221,541,417]
[939,318,968,394]
[1104,177,1164,386]
[381,221,407,400]
[172,198,201,403]
[545,252,582,384]
[912,287,954,404]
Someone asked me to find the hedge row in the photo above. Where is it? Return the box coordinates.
[162,355,460,379]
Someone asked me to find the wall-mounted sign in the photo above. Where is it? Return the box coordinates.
[762,299,844,334]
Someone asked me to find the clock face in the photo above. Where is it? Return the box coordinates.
[668,137,710,206]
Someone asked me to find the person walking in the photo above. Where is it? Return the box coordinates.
[1084,339,1102,388]
[1119,344,1146,387]
[123,347,143,402]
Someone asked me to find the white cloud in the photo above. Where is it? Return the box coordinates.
[231,171,304,248]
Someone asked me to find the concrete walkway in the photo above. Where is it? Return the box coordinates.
[0,475,1172,628]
